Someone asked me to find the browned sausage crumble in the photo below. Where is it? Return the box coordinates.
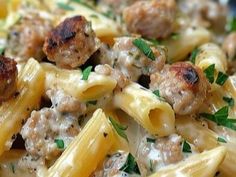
[43,15,100,69]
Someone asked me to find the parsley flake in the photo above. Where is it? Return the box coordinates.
[204,64,215,83]
[226,16,236,32]
[57,2,74,11]
[171,32,180,40]
[0,47,5,55]
[146,137,156,143]
[10,163,15,173]
[215,72,228,86]
[82,66,92,80]
[109,117,128,141]
[217,137,227,143]
[153,90,165,101]
[120,153,141,175]
[133,38,155,61]
[149,160,154,172]
[190,48,200,64]
[182,140,192,153]
[55,139,64,149]
[223,96,234,107]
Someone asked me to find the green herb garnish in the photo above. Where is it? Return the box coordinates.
[182,140,192,153]
[200,106,236,131]
[149,160,154,172]
[55,139,64,149]
[171,32,180,40]
[57,2,74,11]
[0,47,5,55]
[223,96,234,107]
[153,90,165,101]
[120,153,141,174]
[226,16,236,32]
[109,117,128,141]
[133,38,155,61]
[146,137,156,143]
[190,48,200,64]
[10,163,15,173]
[215,72,228,86]
[82,66,92,80]
[204,64,215,83]
[217,137,227,143]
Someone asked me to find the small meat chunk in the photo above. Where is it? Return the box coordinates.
[5,14,52,62]
[223,32,236,60]
[137,134,184,174]
[92,151,141,177]
[0,56,17,102]
[123,0,176,39]
[21,90,86,160]
[43,16,100,69]
[150,62,209,115]
[100,37,166,81]
[95,64,130,90]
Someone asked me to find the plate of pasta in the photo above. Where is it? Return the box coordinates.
[0,0,236,177]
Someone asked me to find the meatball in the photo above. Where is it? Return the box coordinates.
[43,16,100,69]
[21,90,86,160]
[150,62,209,115]
[137,134,184,174]
[0,56,17,102]
[123,0,176,39]
[5,14,52,62]
[100,37,166,81]
[223,32,236,60]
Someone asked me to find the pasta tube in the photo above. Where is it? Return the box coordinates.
[47,109,115,177]
[114,82,175,136]
[149,146,226,177]
[163,27,211,62]
[176,116,236,176]
[0,58,45,155]
[41,63,117,101]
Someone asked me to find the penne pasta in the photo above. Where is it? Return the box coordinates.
[41,62,117,101]
[0,58,45,155]
[114,82,175,136]
[148,146,226,177]
[47,109,115,177]
[163,27,211,62]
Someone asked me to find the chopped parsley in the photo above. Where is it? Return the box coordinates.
[10,163,15,173]
[153,90,165,101]
[55,139,64,149]
[147,38,161,46]
[133,38,155,61]
[171,32,180,40]
[57,2,74,11]
[182,140,192,153]
[189,48,200,64]
[149,160,154,172]
[215,72,228,86]
[71,0,94,9]
[109,117,128,141]
[226,16,236,32]
[223,96,234,107]
[217,137,227,143]
[0,47,5,55]
[204,64,215,84]
[82,66,92,80]
[120,153,141,174]
[86,100,97,105]
[146,137,156,143]
[90,14,98,18]
[200,106,236,131]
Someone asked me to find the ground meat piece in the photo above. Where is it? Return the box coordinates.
[21,108,81,160]
[47,89,87,114]
[95,64,130,90]
[0,56,17,102]
[100,37,166,81]
[223,32,236,60]
[137,134,183,174]
[123,0,176,39]
[18,154,45,173]
[178,0,228,32]
[43,16,100,69]
[5,13,52,62]
[150,62,209,115]
[92,151,140,177]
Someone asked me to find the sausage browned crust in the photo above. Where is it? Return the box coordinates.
[150,62,209,115]
[0,56,17,102]
[43,16,100,69]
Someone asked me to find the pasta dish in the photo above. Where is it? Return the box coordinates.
[0,0,236,176]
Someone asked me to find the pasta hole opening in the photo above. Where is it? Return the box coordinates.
[149,108,168,129]
[82,85,107,99]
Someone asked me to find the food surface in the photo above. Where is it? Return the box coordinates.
[0,0,235,177]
